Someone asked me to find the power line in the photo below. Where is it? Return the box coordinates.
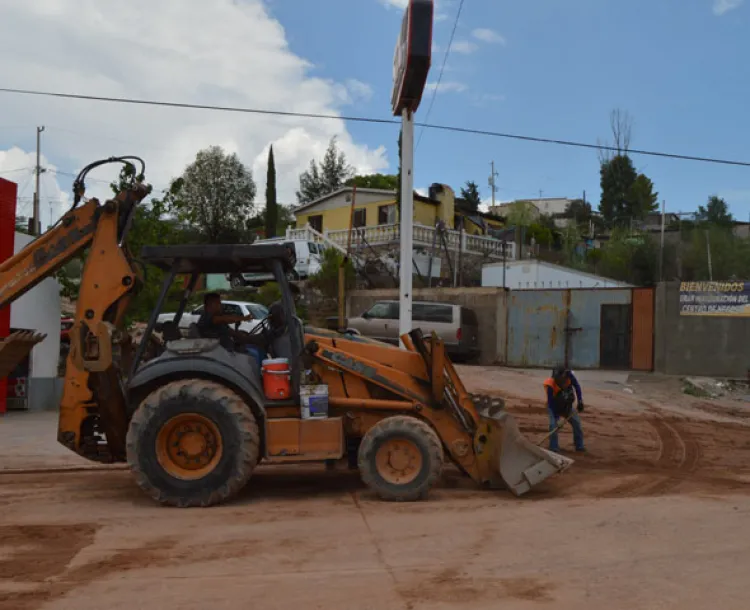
[2,86,750,168]
[416,0,465,150]
[0,167,32,175]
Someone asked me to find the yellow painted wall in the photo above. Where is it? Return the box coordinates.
[297,198,397,231]
[413,202,437,226]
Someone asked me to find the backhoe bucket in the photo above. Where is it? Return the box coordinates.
[476,407,573,496]
[0,331,46,379]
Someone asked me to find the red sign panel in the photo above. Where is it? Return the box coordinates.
[391,0,433,116]
[0,178,18,413]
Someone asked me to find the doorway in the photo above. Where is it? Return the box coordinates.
[600,304,631,368]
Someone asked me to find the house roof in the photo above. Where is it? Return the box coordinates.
[294,186,440,214]
[482,259,633,287]
[294,187,397,214]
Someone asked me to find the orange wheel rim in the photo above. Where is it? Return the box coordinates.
[375,439,423,485]
[156,414,223,480]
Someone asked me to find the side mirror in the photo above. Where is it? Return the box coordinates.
[362,311,370,319]
[234,321,241,331]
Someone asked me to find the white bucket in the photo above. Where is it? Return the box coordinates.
[300,384,329,419]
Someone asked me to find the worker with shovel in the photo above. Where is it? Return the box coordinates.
[543,366,586,453]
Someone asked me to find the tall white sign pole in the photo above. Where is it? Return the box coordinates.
[399,109,415,346]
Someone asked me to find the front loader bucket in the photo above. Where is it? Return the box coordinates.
[476,407,573,496]
[0,331,47,379]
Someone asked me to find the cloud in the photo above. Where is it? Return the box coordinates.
[0,146,70,230]
[472,28,506,45]
[713,0,743,14]
[425,81,467,93]
[0,0,388,211]
[451,40,478,55]
[471,93,506,107]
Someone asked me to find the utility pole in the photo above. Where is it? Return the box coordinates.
[659,199,666,282]
[706,229,713,281]
[488,161,499,210]
[32,126,45,236]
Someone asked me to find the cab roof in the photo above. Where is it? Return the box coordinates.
[139,244,296,275]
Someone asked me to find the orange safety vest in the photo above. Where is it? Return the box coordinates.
[543,377,571,396]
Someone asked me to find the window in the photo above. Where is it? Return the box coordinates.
[378,204,396,225]
[308,215,323,233]
[223,303,243,316]
[413,303,453,323]
[366,302,398,319]
[247,304,269,319]
[308,242,319,255]
[353,208,367,228]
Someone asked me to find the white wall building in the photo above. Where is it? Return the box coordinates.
[9,232,61,410]
[482,259,632,290]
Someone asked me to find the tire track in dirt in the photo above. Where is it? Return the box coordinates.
[602,415,700,498]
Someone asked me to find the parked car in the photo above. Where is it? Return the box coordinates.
[346,300,480,362]
[60,315,74,352]
[227,239,324,288]
[156,300,269,335]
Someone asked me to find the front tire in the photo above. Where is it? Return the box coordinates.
[126,380,260,507]
[358,416,444,501]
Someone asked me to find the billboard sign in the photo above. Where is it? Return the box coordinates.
[391,0,433,116]
[679,281,750,316]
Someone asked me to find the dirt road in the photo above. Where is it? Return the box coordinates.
[2,368,749,610]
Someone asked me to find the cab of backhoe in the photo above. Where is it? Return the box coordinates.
[128,243,305,407]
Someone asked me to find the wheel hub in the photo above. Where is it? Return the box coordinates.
[156,414,223,480]
[375,439,422,485]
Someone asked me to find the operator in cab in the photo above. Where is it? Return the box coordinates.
[196,292,262,351]
[543,365,586,453]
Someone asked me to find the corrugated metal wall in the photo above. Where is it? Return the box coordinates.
[568,289,632,368]
[507,291,567,367]
[507,288,647,369]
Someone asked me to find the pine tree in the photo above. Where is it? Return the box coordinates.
[265,145,277,238]
[296,137,354,204]
[460,181,482,212]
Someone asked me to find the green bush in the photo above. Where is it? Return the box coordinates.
[309,248,355,299]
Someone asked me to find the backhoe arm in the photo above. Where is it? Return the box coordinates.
[0,169,150,462]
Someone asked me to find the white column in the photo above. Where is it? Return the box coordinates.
[399,109,415,346]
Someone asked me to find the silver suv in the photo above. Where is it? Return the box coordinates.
[347,300,480,362]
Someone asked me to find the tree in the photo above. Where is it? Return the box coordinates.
[309,247,355,299]
[346,173,399,190]
[170,146,256,243]
[599,154,637,226]
[564,198,592,222]
[628,173,659,219]
[265,145,278,238]
[598,108,633,163]
[696,195,733,226]
[296,136,354,204]
[460,181,482,212]
[506,201,537,227]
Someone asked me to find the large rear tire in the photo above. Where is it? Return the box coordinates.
[358,416,444,501]
[126,380,260,507]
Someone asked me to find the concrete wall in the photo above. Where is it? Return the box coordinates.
[347,287,507,365]
[11,232,61,410]
[655,281,750,377]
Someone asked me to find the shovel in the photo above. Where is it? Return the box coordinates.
[537,408,576,447]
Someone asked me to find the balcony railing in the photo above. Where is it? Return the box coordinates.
[287,223,515,260]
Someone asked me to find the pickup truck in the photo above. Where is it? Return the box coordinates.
[156,300,270,335]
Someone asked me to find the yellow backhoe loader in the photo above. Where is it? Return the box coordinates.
[0,156,572,506]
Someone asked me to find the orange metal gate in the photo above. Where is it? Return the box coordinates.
[631,288,654,371]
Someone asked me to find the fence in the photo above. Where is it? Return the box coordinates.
[347,286,655,369]
[288,223,516,261]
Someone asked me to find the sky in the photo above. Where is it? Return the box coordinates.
[0,0,749,230]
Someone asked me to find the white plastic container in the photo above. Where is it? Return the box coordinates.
[300,384,329,419]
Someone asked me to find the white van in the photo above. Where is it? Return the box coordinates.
[227,239,325,287]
